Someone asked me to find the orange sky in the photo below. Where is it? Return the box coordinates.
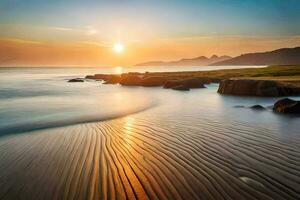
[1,35,300,67]
[1,1,300,67]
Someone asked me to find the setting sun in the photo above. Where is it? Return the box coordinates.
[113,43,124,54]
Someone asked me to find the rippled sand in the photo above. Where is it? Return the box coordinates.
[0,107,300,200]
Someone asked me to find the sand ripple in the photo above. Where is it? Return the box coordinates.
[0,114,299,199]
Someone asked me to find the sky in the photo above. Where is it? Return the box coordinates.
[1,0,300,66]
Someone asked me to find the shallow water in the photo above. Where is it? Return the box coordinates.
[0,65,267,135]
[0,66,299,199]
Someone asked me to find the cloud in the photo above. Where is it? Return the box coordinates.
[50,27,74,31]
[77,41,107,47]
[0,38,42,45]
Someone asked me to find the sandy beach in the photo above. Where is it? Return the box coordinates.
[0,87,299,199]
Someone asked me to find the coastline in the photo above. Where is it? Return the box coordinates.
[83,65,300,96]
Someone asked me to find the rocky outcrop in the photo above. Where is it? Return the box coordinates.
[68,78,84,82]
[164,78,206,90]
[119,74,143,86]
[141,76,167,87]
[172,85,190,91]
[183,78,207,88]
[250,105,266,110]
[218,79,300,97]
[84,71,219,91]
[85,74,110,80]
[103,75,121,84]
[163,80,185,89]
[273,98,300,114]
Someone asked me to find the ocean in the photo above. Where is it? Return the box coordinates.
[0,65,268,135]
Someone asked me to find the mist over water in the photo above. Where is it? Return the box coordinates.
[0,66,299,139]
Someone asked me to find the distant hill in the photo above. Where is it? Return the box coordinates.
[211,47,300,66]
[136,55,232,66]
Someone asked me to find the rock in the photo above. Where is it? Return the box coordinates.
[273,98,300,114]
[250,105,266,110]
[218,79,300,97]
[86,74,121,84]
[141,76,166,87]
[103,75,121,84]
[163,80,183,88]
[189,77,218,84]
[119,74,142,86]
[85,74,111,80]
[85,75,95,79]
[183,78,206,88]
[172,85,190,91]
[164,78,206,89]
[68,78,84,82]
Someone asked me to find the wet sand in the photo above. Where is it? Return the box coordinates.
[0,107,299,200]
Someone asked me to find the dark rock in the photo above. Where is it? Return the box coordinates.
[86,74,121,84]
[119,74,142,86]
[164,78,206,89]
[141,76,167,87]
[163,80,183,88]
[273,98,300,114]
[68,78,84,82]
[85,74,111,80]
[85,75,95,79]
[183,78,206,88]
[218,79,300,97]
[250,105,266,110]
[172,85,190,91]
[190,77,218,84]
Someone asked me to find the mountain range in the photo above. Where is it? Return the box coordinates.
[136,55,232,66]
[211,47,300,66]
[136,47,300,66]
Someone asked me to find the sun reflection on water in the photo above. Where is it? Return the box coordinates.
[122,116,135,149]
[114,66,123,74]
[124,116,134,134]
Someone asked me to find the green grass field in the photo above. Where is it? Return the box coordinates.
[144,65,300,81]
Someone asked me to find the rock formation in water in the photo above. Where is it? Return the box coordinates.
[163,78,206,89]
[85,74,111,81]
[218,79,300,97]
[273,98,300,114]
[141,76,167,87]
[119,74,143,86]
[85,72,211,90]
[250,105,266,110]
[172,85,190,91]
[68,78,84,82]
[103,75,121,84]
[183,78,207,88]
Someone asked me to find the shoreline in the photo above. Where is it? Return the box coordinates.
[81,65,300,95]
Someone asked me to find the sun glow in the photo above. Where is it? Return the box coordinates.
[114,66,123,74]
[113,43,124,54]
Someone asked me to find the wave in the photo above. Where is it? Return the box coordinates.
[0,102,157,136]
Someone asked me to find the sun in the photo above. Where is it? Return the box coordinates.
[113,43,124,54]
